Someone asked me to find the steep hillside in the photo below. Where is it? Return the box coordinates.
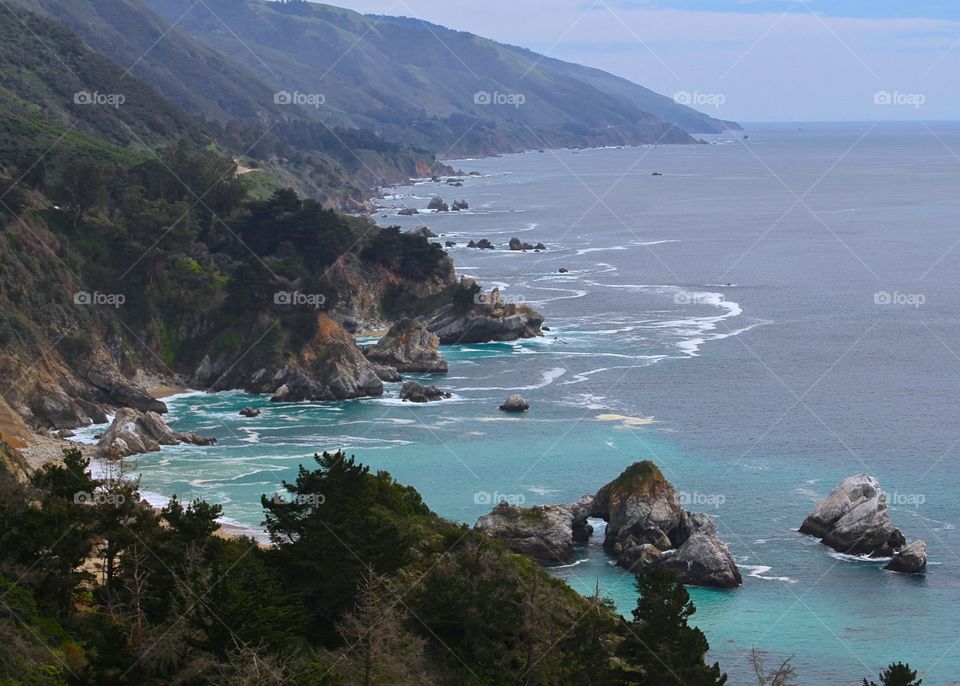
[6,0,451,206]
[0,4,206,151]
[139,0,725,154]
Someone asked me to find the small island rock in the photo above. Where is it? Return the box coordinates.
[885,539,927,574]
[499,394,529,412]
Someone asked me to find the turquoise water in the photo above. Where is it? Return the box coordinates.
[83,123,960,684]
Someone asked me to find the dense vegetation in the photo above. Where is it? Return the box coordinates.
[0,446,721,684]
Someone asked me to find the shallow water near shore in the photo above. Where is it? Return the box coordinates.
[108,123,960,684]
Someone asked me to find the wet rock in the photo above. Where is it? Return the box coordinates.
[558,267,569,274]
[399,381,451,403]
[97,408,216,458]
[365,319,447,373]
[799,475,906,557]
[239,407,261,418]
[499,394,529,412]
[660,533,742,589]
[421,286,543,344]
[885,540,927,574]
[371,364,402,383]
[428,196,449,212]
[452,199,469,210]
[445,241,457,248]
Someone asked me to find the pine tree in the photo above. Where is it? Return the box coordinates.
[864,662,922,686]
[617,568,726,686]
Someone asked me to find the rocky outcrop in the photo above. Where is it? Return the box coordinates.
[364,320,447,373]
[371,364,402,382]
[660,533,742,588]
[96,408,216,458]
[475,461,741,588]
[195,316,384,403]
[397,208,419,215]
[445,241,456,248]
[466,239,495,249]
[428,196,449,212]
[588,462,740,587]
[799,475,906,557]
[499,394,529,412]
[474,495,594,562]
[508,238,546,251]
[421,281,544,345]
[885,539,927,574]
[451,200,469,211]
[399,381,451,403]
[239,407,261,417]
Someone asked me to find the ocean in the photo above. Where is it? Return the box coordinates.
[78,122,960,684]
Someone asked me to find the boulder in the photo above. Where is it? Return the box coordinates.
[590,461,741,588]
[97,408,216,458]
[397,208,419,216]
[799,475,906,556]
[661,533,742,589]
[499,394,529,413]
[452,200,469,210]
[428,196,449,212]
[239,407,261,418]
[558,267,569,274]
[365,320,448,373]
[592,461,685,549]
[399,381,451,403]
[371,364,402,383]
[474,502,580,561]
[466,239,494,249]
[445,241,457,248]
[885,540,927,574]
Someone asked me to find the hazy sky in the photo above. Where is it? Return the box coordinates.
[334,0,960,122]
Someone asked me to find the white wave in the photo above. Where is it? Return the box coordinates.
[741,565,797,583]
[574,245,630,255]
[635,239,682,246]
[828,551,892,563]
[551,558,590,569]
[456,367,566,391]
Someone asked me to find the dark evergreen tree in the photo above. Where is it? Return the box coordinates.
[864,662,922,686]
[617,568,726,686]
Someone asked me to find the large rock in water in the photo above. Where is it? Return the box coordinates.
[799,475,906,556]
[97,408,216,458]
[475,461,741,588]
[499,394,529,412]
[399,381,450,403]
[660,533,742,589]
[421,282,544,344]
[364,319,448,373]
[474,495,594,562]
[885,539,927,574]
